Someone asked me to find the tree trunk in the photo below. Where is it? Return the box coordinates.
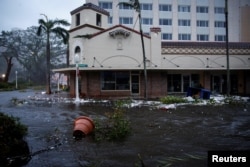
[3,56,13,83]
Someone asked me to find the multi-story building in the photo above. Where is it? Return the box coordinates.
[87,0,250,42]
[54,2,250,98]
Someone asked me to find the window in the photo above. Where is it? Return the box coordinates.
[197,20,209,27]
[101,71,130,90]
[178,34,191,40]
[168,74,200,92]
[119,17,133,24]
[99,2,112,9]
[162,33,172,40]
[142,18,153,25]
[119,3,132,9]
[76,13,80,26]
[159,4,172,11]
[197,6,209,13]
[140,3,152,10]
[168,74,181,92]
[159,19,172,26]
[215,7,225,14]
[197,34,209,41]
[215,35,226,41]
[96,13,102,26]
[178,5,190,12]
[108,16,113,24]
[178,19,191,26]
[215,21,225,27]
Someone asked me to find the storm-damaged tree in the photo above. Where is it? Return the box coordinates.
[0,30,21,83]
[37,14,70,94]
[117,0,147,99]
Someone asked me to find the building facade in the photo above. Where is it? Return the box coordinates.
[87,0,250,42]
[54,2,250,98]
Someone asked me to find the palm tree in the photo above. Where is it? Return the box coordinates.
[118,0,147,100]
[37,14,70,94]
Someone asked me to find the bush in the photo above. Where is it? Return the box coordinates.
[160,96,187,104]
[93,100,131,142]
[0,112,29,166]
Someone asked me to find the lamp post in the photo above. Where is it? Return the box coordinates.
[225,0,230,96]
[15,71,18,89]
[75,53,80,102]
[2,74,5,82]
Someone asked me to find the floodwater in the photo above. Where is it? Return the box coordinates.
[0,90,249,167]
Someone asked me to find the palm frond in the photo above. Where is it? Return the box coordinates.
[118,0,140,12]
[36,26,44,36]
[53,19,70,27]
[117,2,134,8]
[51,27,69,44]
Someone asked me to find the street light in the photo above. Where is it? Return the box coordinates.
[75,53,80,102]
[15,71,18,89]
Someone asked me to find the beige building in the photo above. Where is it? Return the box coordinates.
[54,3,250,98]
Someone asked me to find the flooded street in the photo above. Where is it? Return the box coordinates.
[0,90,249,167]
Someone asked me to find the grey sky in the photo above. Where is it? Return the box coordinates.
[0,0,86,32]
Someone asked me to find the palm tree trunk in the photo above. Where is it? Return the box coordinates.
[46,33,51,94]
[138,12,147,100]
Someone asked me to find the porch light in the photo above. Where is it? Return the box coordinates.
[75,53,80,102]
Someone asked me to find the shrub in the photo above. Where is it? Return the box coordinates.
[0,112,29,166]
[93,100,131,142]
[160,96,187,104]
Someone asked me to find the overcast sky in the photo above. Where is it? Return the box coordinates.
[0,0,86,32]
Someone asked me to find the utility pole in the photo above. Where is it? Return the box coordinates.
[225,0,230,96]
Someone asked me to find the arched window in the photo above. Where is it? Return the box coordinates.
[75,46,81,53]
[74,46,81,63]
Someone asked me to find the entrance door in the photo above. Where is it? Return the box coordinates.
[131,74,139,94]
[211,75,222,93]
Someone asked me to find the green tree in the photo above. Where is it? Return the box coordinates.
[117,0,147,99]
[37,14,70,94]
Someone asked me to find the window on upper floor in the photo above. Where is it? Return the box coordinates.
[76,13,80,26]
[159,4,172,11]
[159,19,172,26]
[142,18,153,25]
[197,34,209,41]
[178,5,190,12]
[197,20,209,27]
[119,3,132,10]
[178,19,191,26]
[215,21,225,28]
[214,7,225,14]
[162,33,172,40]
[178,34,191,40]
[215,35,226,41]
[119,17,133,24]
[96,13,102,27]
[140,3,153,10]
[197,6,209,13]
[108,16,113,24]
[99,2,112,9]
